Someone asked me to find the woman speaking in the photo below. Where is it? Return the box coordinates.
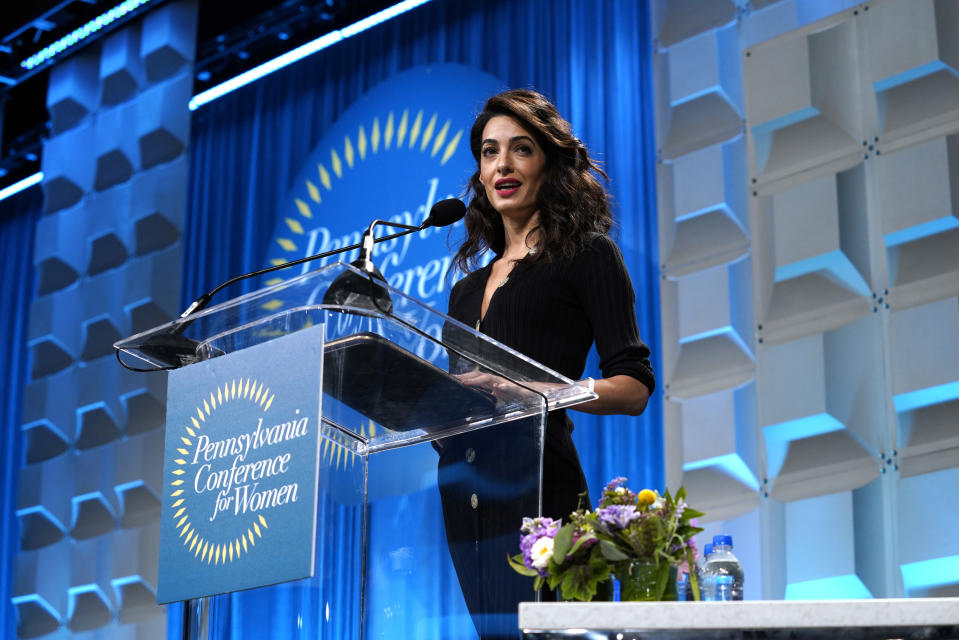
[438,89,656,639]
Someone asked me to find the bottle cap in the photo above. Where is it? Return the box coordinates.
[713,534,733,547]
[703,543,713,556]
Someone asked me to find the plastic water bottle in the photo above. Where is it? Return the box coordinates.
[702,535,744,601]
[694,543,713,601]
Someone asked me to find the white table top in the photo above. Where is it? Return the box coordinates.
[519,598,959,631]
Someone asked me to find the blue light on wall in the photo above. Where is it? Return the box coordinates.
[901,554,959,595]
[0,172,43,204]
[20,0,157,71]
[188,0,432,111]
[683,453,759,490]
[785,575,873,600]
[894,380,959,413]
[763,412,845,479]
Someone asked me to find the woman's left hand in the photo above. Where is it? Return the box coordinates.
[572,374,650,416]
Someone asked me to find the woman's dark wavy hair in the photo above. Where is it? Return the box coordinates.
[453,89,612,274]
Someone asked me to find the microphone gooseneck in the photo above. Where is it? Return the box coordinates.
[354,218,419,275]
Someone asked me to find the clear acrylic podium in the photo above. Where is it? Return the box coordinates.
[114,263,594,640]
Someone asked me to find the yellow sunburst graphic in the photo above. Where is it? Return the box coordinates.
[262,108,464,312]
[170,379,275,566]
[317,420,366,472]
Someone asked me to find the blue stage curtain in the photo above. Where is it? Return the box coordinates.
[0,186,42,640]
[182,0,660,634]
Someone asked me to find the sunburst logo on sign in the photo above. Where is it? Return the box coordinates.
[159,324,323,603]
[168,378,276,566]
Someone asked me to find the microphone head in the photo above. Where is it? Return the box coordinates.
[422,198,466,228]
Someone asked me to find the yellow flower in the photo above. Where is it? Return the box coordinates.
[637,489,656,506]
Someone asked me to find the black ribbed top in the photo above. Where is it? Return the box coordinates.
[448,233,655,393]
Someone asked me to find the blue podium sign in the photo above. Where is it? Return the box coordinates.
[157,325,325,604]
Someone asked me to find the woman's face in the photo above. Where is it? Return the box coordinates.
[478,115,547,222]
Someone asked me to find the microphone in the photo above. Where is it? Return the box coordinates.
[422,197,469,228]
[117,198,466,370]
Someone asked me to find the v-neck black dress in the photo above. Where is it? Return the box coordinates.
[438,232,654,639]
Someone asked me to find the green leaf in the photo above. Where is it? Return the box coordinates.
[556,552,611,601]
[552,524,575,564]
[683,508,705,519]
[686,548,701,601]
[653,561,671,600]
[599,539,630,561]
[546,571,563,591]
[575,490,591,511]
[506,553,539,577]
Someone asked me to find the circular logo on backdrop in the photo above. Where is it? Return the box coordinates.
[261,64,505,314]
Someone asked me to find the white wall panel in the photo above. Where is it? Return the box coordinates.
[782,491,873,598]
[888,297,959,413]
[651,0,737,49]
[864,0,959,141]
[658,24,743,159]
[744,15,863,185]
[897,467,959,597]
[660,138,750,275]
[875,135,959,247]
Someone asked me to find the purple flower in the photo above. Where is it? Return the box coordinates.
[600,477,638,506]
[521,517,560,538]
[596,504,641,531]
[519,517,560,576]
[604,477,628,492]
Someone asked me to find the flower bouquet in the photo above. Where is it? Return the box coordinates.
[507,478,704,602]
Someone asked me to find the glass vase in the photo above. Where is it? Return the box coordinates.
[593,578,614,602]
[617,561,678,601]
